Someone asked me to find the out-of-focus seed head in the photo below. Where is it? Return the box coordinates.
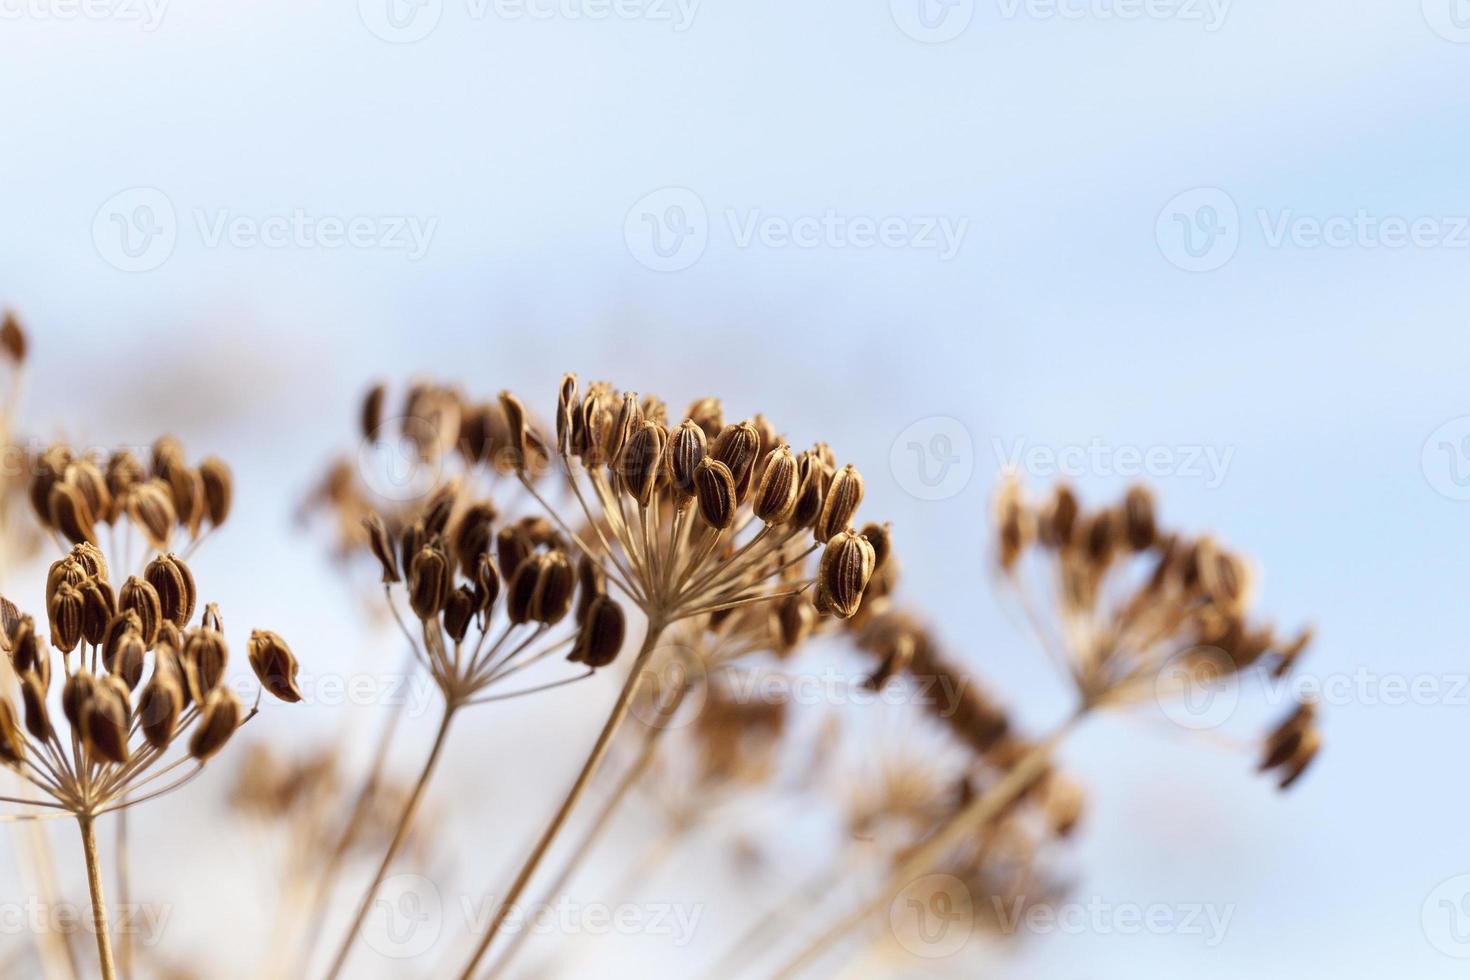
[49,482,97,547]
[0,698,24,766]
[199,457,233,528]
[694,458,736,531]
[575,554,605,624]
[685,397,724,440]
[9,617,46,690]
[105,451,146,512]
[531,551,575,625]
[571,594,626,668]
[815,464,864,542]
[408,544,450,621]
[364,513,401,583]
[506,553,546,625]
[127,480,176,552]
[1121,485,1156,551]
[495,524,533,584]
[82,675,131,765]
[422,482,457,538]
[0,310,26,364]
[65,460,113,527]
[19,671,51,741]
[62,670,96,731]
[398,521,425,581]
[361,382,387,442]
[556,373,578,457]
[815,530,876,620]
[753,446,800,525]
[772,594,816,656]
[791,450,831,529]
[247,629,303,703]
[144,554,197,628]
[1082,509,1118,567]
[190,687,242,761]
[859,522,893,571]
[28,445,71,529]
[119,576,162,646]
[993,475,1031,571]
[139,672,183,749]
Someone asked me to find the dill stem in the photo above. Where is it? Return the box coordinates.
[482,674,690,980]
[456,619,667,980]
[322,703,456,980]
[116,804,132,980]
[78,815,117,980]
[769,710,1088,979]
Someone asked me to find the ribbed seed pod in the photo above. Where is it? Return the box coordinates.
[498,390,528,471]
[408,545,450,621]
[620,421,666,507]
[145,554,197,628]
[421,483,457,537]
[19,672,51,740]
[556,373,578,456]
[247,630,304,703]
[81,675,131,765]
[506,554,546,625]
[184,628,229,700]
[772,595,816,656]
[364,514,401,583]
[62,670,95,730]
[711,421,761,503]
[189,687,241,760]
[108,626,147,691]
[753,446,800,525]
[859,522,893,571]
[666,420,708,499]
[475,553,501,615]
[199,457,233,527]
[453,501,497,578]
[816,530,876,620]
[496,525,532,584]
[572,595,626,668]
[608,392,640,465]
[791,451,830,529]
[47,584,84,653]
[72,542,109,582]
[28,446,70,529]
[0,698,23,765]
[531,552,575,625]
[694,458,736,530]
[138,673,183,749]
[442,587,476,644]
[49,482,97,547]
[575,554,605,623]
[118,576,162,646]
[65,460,113,527]
[81,578,116,646]
[816,464,864,542]
[127,481,176,552]
[10,616,43,679]
[161,462,204,537]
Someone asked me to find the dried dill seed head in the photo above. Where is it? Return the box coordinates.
[1259,698,1320,790]
[247,630,304,703]
[0,309,26,364]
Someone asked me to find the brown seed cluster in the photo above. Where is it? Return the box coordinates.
[0,440,300,820]
[993,476,1320,790]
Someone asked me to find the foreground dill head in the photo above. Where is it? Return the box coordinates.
[0,438,303,821]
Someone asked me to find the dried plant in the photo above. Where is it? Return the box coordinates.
[768,476,1321,976]
[0,436,302,980]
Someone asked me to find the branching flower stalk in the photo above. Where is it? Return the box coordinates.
[455,374,884,977]
[0,437,303,980]
[769,477,1323,976]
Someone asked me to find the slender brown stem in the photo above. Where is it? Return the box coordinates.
[322,704,457,980]
[292,654,415,976]
[769,712,1086,979]
[78,815,117,980]
[456,620,667,980]
[115,804,132,980]
[482,675,690,980]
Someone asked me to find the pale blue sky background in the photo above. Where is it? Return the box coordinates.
[1,1,1467,976]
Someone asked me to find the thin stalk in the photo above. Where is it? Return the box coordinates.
[115,805,132,980]
[482,676,691,980]
[290,657,414,977]
[322,703,457,980]
[455,620,668,979]
[78,815,117,980]
[699,852,854,980]
[769,711,1086,979]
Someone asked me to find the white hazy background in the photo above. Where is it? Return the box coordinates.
[2,0,1469,977]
